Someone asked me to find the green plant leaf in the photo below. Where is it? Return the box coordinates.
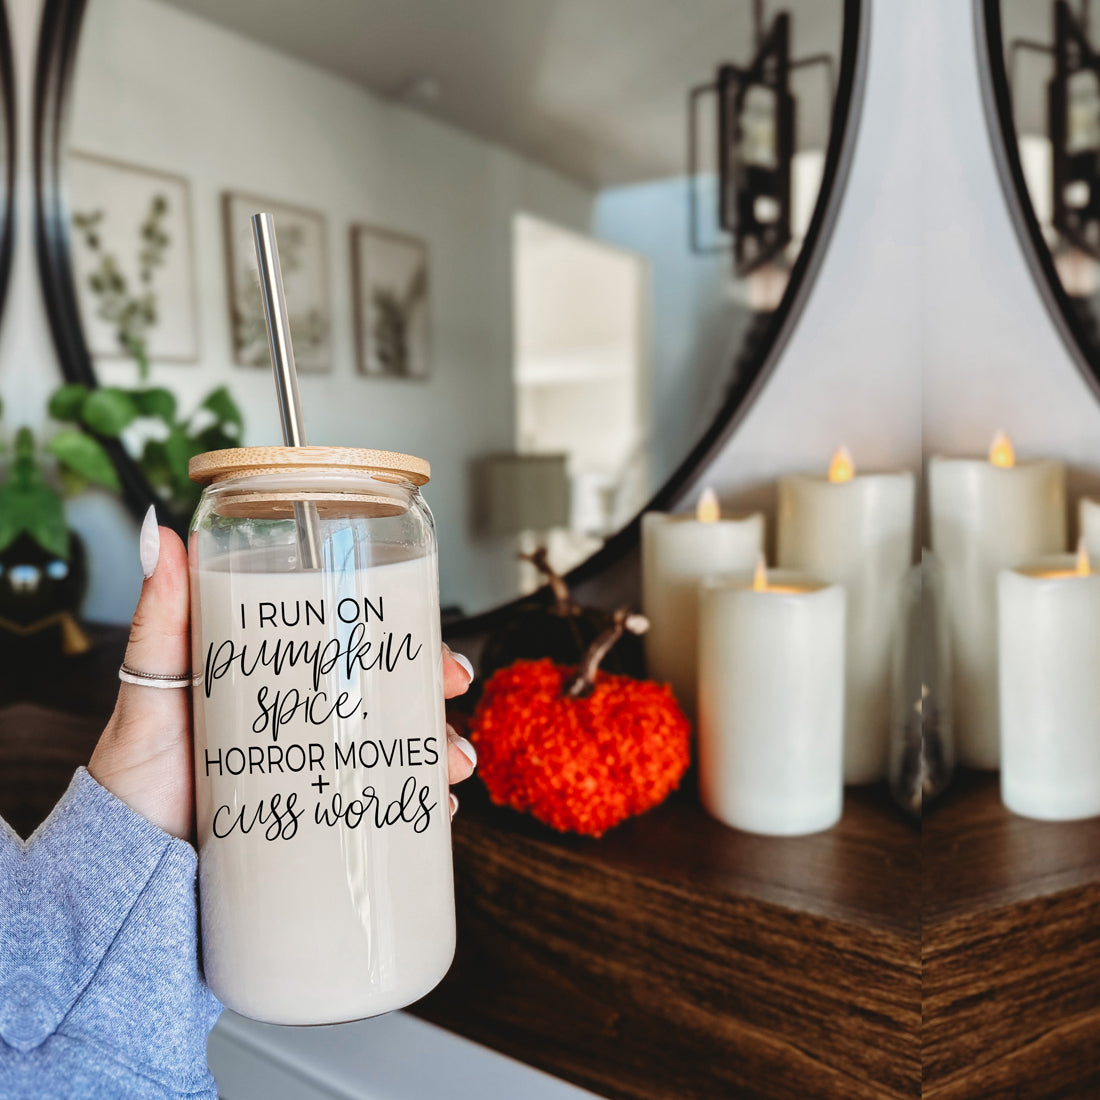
[81,387,139,436]
[195,425,239,454]
[58,467,89,497]
[29,500,70,558]
[6,430,39,492]
[13,426,35,463]
[164,427,202,490]
[47,430,121,491]
[0,492,17,552]
[132,387,177,423]
[0,489,22,552]
[48,383,90,422]
[139,439,172,490]
[201,386,243,434]
[0,481,69,558]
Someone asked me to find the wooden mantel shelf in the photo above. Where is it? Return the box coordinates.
[413,777,921,1100]
[922,771,1100,1099]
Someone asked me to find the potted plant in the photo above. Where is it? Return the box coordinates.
[0,400,124,659]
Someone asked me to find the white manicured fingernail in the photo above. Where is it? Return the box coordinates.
[139,505,160,579]
[453,735,477,769]
[449,793,459,819]
[452,652,474,682]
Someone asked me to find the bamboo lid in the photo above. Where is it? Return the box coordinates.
[189,446,431,486]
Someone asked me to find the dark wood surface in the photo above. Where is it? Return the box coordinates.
[0,702,105,838]
[923,770,1100,1098]
[0,624,124,838]
[414,779,920,1100]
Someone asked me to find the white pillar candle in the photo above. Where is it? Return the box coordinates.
[641,489,764,716]
[928,434,1066,769]
[697,562,846,836]
[776,448,915,784]
[999,545,1100,820]
[1079,497,1100,561]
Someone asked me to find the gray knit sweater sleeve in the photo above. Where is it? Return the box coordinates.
[0,768,222,1098]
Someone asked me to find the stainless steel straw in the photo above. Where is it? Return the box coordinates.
[251,212,323,569]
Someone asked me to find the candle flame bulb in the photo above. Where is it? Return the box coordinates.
[989,430,1015,469]
[752,553,768,592]
[696,487,721,523]
[1077,539,1091,577]
[828,445,855,484]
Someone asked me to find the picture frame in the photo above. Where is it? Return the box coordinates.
[351,224,430,379]
[222,191,331,372]
[68,151,199,366]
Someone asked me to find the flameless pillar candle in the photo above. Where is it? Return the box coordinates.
[928,434,1066,769]
[998,544,1100,820]
[641,490,764,716]
[777,448,915,784]
[697,559,846,836]
[1079,497,1100,560]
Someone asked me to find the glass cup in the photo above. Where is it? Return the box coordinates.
[188,446,453,1024]
[889,549,955,816]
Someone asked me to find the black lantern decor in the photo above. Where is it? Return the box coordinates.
[689,3,833,277]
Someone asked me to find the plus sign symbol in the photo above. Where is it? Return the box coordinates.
[311,775,331,793]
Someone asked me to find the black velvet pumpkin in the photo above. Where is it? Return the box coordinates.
[477,549,642,684]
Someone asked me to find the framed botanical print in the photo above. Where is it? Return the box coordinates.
[222,191,331,372]
[351,224,430,379]
[69,152,199,367]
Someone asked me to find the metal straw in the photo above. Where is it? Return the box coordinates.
[251,212,323,569]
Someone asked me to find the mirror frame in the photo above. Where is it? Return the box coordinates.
[976,0,1100,406]
[33,0,867,636]
[0,0,14,326]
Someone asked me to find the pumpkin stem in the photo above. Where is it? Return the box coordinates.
[519,547,577,616]
[563,608,649,699]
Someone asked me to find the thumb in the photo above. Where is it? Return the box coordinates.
[121,507,191,682]
[90,506,193,839]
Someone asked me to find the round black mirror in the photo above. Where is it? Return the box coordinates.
[35,0,865,631]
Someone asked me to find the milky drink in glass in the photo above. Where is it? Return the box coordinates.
[189,448,454,1025]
